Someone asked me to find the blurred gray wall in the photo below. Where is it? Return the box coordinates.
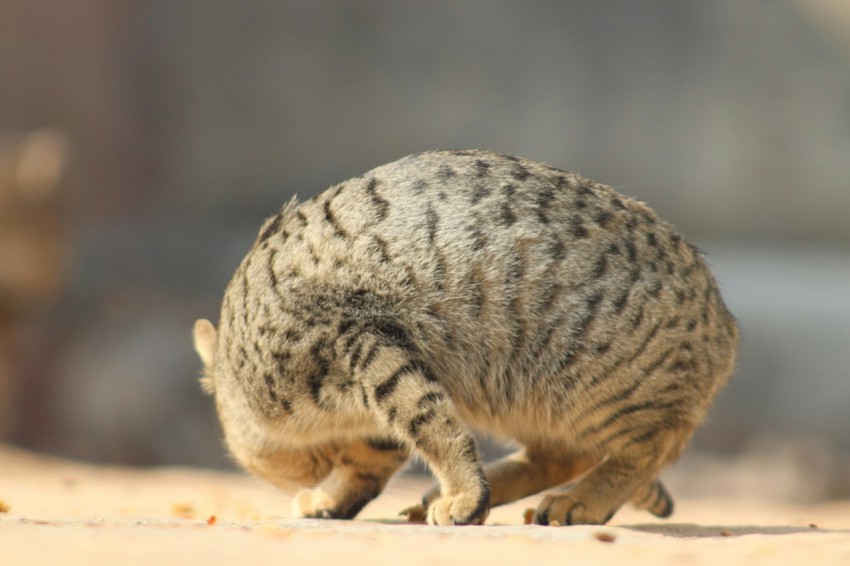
[1,1,848,474]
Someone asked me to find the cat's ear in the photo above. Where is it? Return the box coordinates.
[193,319,217,394]
[193,318,217,369]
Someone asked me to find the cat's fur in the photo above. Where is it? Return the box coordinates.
[193,149,738,526]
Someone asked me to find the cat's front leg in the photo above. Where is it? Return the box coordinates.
[292,437,409,520]
[354,343,490,525]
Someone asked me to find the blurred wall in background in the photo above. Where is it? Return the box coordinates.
[0,1,848,494]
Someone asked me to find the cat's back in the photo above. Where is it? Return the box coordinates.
[306,148,645,285]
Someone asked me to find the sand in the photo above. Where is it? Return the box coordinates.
[1,444,848,565]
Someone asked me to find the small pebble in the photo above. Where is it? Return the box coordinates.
[170,503,194,519]
[523,508,535,525]
[594,532,617,543]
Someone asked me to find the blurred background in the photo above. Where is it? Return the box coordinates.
[1,1,848,501]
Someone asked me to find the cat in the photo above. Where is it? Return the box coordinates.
[193,149,738,526]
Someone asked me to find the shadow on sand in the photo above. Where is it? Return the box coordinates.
[622,523,846,538]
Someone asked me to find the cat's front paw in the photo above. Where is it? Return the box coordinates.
[292,487,336,519]
[292,482,379,520]
[425,484,490,526]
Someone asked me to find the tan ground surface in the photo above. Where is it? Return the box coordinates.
[1,444,849,565]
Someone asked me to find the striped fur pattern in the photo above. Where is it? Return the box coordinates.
[193,150,738,526]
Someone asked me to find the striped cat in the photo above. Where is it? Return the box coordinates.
[193,149,738,526]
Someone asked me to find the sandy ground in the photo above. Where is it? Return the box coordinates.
[1,444,849,565]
